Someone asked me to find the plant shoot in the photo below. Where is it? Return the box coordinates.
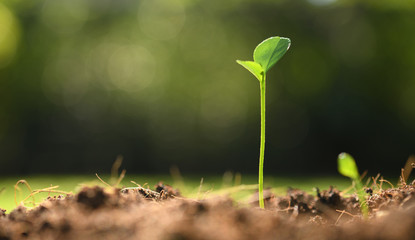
[337,152,369,218]
[237,36,291,208]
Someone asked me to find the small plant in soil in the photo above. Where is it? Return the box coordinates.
[236,36,291,208]
[337,152,369,217]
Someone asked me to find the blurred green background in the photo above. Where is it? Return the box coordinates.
[0,0,414,176]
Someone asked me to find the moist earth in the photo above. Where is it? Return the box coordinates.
[0,183,415,240]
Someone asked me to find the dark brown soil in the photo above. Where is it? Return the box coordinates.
[1,183,415,240]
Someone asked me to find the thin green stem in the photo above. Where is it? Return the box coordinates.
[355,180,369,219]
[258,74,266,209]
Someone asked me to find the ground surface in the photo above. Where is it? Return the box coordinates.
[0,175,351,211]
[0,180,414,240]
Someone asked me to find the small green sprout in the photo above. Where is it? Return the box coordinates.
[237,36,291,208]
[337,152,369,218]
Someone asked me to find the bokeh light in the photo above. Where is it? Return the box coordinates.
[138,0,186,40]
[41,0,89,35]
[0,0,414,174]
[0,2,20,68]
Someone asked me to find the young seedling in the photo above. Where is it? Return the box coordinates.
[337,152,369,218]
[236,36,291,208]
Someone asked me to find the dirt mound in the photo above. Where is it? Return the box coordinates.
[1,183,415,240]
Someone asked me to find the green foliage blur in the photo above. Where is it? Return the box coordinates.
[0,0,414,174]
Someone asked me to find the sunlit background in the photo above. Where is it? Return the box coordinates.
[0,0,414,176]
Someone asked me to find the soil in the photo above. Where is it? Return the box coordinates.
[1,182,415,240]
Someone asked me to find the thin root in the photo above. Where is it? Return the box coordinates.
[334,209,361,224]
[371,174,381,191]
[114,169,126,187]
[335,210,346,225]
[95,173,112,188]
[335,209,358,218]
[111,155,123,182]
[14,180,71,208]
[130,181,142,188]
[197,178,204,200]
[400,168,407,186]
[22,188,71,203]
[14,180,35,207]
[379,179,394,189]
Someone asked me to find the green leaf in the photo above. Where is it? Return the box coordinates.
[337,152,360,180]
[253,36,290,73]
[236,60,264,81]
